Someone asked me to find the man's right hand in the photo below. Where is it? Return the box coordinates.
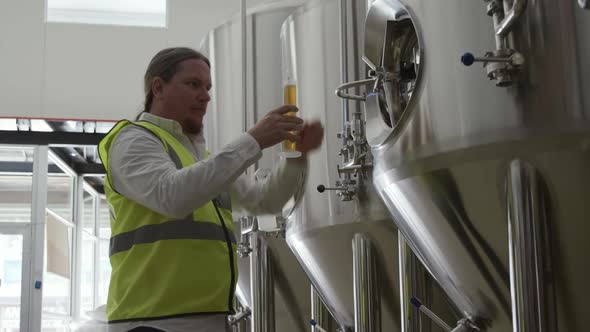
[248,105,304,149]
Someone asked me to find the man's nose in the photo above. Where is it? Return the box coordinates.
[198,89,211,102]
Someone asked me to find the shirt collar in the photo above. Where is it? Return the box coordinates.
[138,112,185,136]
[137,112,206,149]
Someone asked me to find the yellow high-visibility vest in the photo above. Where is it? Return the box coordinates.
[98,120,236,322]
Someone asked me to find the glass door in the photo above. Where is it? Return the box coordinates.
[0,226,31,332]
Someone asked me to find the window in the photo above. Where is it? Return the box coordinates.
[82,190,95,235]
[0,234,24,330]
[80,184,99,317]
[0,144,113,329]
[80,233,96,317]
[46,176,74,223]
[44,211,73,317]
[47,0,167,28]
[43,151,76,329]
[0,146,35,223]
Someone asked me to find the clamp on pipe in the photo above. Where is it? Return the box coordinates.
[228,307,251,326]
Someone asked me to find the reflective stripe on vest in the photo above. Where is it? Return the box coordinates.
[110,218,237,256]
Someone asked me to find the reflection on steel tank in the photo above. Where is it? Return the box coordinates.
[200,4,317,332]
[362,0,590,331]
[283,0,456,331]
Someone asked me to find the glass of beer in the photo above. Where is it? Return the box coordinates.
[281,79,302,158]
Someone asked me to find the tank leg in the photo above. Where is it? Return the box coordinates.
[398,232,433,332]
[506,159,557,332]
[311,285,335,332]
[352,233,380,332]
[229,301,251,332]
[251,232,275,332]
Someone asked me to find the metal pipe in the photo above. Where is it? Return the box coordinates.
[496,0,528,37]
[262,236,275,332]
[399,232,430,332]
[250,232,261,331]
[241,0,248,133]
[350,0,361,110]
[339,0,352,186]
[229,303,251,331]
[335,78,375,101]
[352,233,380,332]
[492,2,507,49]
[311,286,333,332]
[237,311,249,332]
[410,298,452,331]
[339,0,350,135]
[250,232,275,332]
[398,233,410,332]
[507,160,557,332]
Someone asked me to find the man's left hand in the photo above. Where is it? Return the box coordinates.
[296,120,324,155]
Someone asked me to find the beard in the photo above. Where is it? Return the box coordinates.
[182,118,203,135]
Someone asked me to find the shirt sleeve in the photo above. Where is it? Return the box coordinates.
[108,126,262,219]
[230,157,307,215]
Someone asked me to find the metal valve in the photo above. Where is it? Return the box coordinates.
[485,0,502,15]
[317,182,356,201]
[237,216,256,257]
[461,51,524,87]
[237,242,252,257]
[333,56,375,203]
[228,307,251,326]
[410,297,480,332]
[461,52,524,67]
[317,185,337,193]
[465,0,528,87]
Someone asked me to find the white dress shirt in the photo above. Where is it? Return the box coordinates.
[107,112,306,332]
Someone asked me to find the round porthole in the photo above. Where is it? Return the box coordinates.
[364,0,421,146]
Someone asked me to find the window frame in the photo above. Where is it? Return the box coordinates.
[45,0,168,28]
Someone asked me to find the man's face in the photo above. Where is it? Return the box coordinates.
[158,58,212,134]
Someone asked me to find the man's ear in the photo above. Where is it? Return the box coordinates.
[152,77,165,99]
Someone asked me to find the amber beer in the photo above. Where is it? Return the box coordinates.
[282,83,301,158]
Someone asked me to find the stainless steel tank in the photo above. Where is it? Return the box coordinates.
[201,5,314,331]
[283,0,455,330]
[364,0,590,330]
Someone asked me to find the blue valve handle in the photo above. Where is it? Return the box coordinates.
[461,53,476,66]
[410,296,423,308]
[410,296,453,331]
[310,319,328,332]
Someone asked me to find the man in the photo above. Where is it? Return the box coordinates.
[98,47,323,332]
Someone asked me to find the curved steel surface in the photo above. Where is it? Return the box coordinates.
[368,0,590,330]
[282,0,455,329]
[233,224,312,332]
[202,6,313,331]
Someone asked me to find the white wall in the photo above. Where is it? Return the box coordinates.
[0,0,274,121]
[0,0,46,119]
